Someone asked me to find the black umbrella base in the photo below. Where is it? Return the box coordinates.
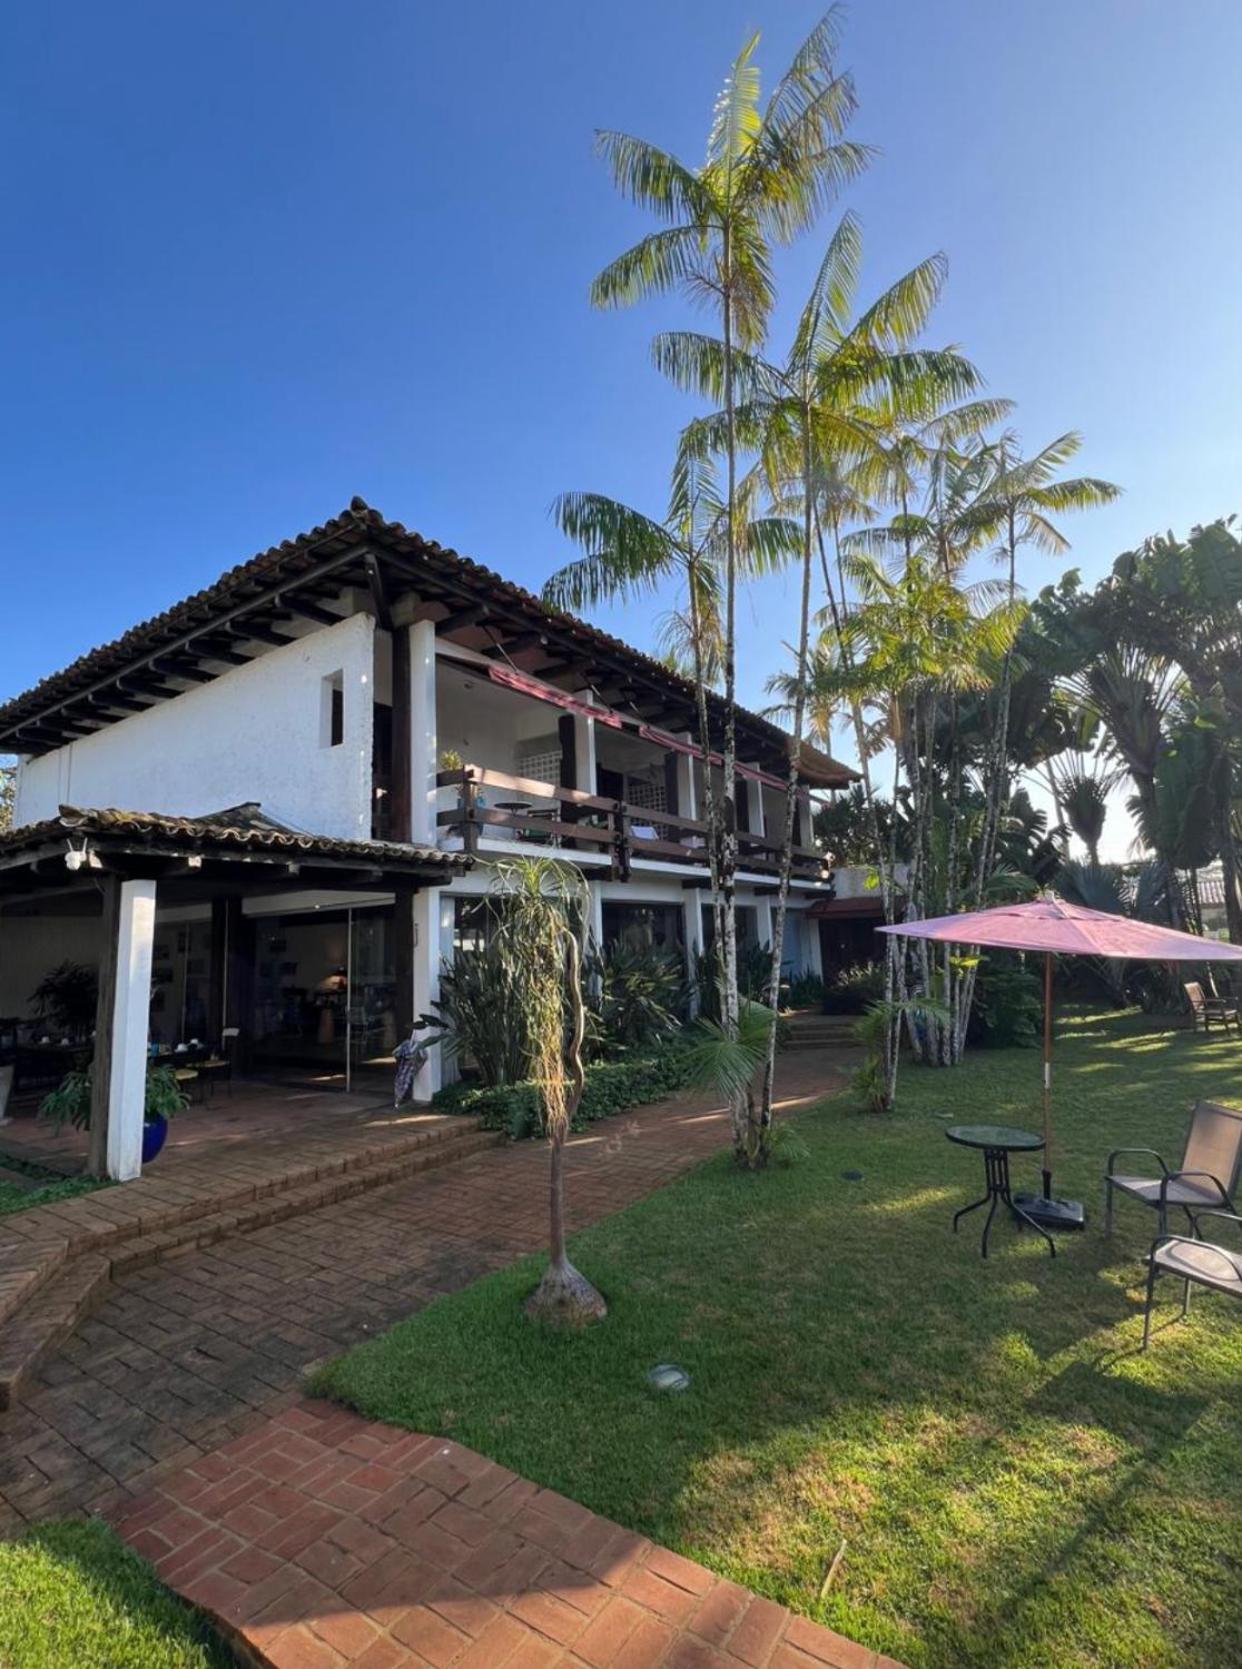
[1013,1192,1086,1231]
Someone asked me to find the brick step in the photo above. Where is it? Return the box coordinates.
[0,1115,490,1333]
[0,1121,502,1410]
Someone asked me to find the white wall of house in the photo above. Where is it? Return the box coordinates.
[14,615,375,840]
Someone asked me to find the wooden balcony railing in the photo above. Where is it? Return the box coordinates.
[435,766,831,885]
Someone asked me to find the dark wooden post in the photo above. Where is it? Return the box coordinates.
[207,897,228,1043]
[87,874,122,1179]
[462,772,479,855]
[612,802,631,882]
[225,900,255,1073]
[663,750,680,840]
[393,886,416,1041]
[558,714,579,846]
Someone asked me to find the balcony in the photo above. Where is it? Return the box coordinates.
[435,765,831,886]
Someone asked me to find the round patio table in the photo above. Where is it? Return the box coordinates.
[945,1124,1056,1259]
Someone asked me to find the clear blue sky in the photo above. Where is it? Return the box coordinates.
[4,1,1240,853]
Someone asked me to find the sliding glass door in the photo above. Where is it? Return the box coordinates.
[247,903,396,1090]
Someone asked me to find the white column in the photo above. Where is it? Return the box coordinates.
[106,879,157,1182]
[801,907,824,978]
[410,886,443,1100]
[587,882,604,958]
[675,734,698,821]
[408,619,438,846]
[570,692,598,797]
[682,889,706,1008]
[754,894,774,951]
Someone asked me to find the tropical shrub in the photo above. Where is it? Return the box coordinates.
[784,971,826,1009]
[434,1047,697,1139]
[824,962,885,1014]
[968,954,1043,1048]
[29,961,98,1035]
[586,944,686,1057]
[434,935,532,1086]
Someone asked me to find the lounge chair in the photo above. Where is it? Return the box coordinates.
[1142,1210,1242,1349]
[1184,980,1239,1034]
[1105,1100,1242,1236]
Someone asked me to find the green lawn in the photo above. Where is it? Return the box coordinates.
[314,1010,1242,1669]
[0,1519,233,1669]
[0,1169,108,1217]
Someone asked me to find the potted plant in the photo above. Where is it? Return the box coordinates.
[28,961,99,1039]
[40,1062,190,1164]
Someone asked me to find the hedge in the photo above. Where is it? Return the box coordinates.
[432,1047,698,1140]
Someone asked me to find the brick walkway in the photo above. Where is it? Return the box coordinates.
[113,1400,902,1668]
[0,1056,844,1535]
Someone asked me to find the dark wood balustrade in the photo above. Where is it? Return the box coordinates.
[435,766,830,884]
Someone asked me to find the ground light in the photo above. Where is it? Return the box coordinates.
[647,1363,691,1393]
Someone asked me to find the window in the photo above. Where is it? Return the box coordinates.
[602,902,684,955]
[321,671,344,747]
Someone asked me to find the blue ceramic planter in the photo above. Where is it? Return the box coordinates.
[141,1114,169,1165]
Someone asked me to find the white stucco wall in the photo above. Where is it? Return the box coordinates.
[14,614,375,840]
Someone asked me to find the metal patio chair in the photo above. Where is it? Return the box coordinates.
[1142,1210,1242,1349]
[1105,1100,1242,1236]
[1183,980,1239,1034]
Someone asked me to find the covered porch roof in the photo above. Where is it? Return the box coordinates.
[0,804,471,903]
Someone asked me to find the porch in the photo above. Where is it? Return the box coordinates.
[0,807,469,1184]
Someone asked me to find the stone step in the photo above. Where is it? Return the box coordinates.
[0,1121,502,1410]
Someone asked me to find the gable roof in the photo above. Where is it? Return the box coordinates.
[0,498,858,786]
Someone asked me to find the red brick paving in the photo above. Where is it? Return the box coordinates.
[0,1056,844,1534]
[112,1401,904,1668]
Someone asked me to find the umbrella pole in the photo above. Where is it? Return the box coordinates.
[1042,951,1053,1200]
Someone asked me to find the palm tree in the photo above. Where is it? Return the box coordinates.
[1046,750,1122,864]
[969,432,1121,894]
[835,552,1023,1098]
[590,10,869,1151]
[491,857,606,1326]
[545,439,797,964]
[653,218,986,1148]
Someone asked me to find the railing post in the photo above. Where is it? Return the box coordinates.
[612,800,630,882]
[462,770,479,855]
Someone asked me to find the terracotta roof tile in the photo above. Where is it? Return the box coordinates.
[0,498,858,785]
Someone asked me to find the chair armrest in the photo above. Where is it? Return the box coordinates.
[1161,1170,1231,1208]
[1107,1147,1169,1178]
[1150,1233,1241,1282]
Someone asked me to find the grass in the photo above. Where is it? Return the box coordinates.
[0,1158,107,1217]
[313,1009,1242,1669]
[0,1518,233,1668]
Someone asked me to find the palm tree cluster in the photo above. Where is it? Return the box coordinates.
[1025,518,1242,943]
[546,10,1119,1140]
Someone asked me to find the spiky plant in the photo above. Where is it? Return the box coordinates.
[490,857,606,1326]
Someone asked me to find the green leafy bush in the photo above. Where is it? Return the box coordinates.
[783,971,826,1009]
[824,962,885,1014]
[435,1047,697,1139]
[968,954,1043,1048]
[585,943,686,1057]
[434,935,532,1086]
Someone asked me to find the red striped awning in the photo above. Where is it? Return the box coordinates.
[737,762,790,791]
[638,724,723,767]
[488,664,624,727]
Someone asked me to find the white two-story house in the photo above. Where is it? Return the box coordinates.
[0,498,855,1178]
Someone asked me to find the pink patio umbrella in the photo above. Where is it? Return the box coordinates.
[879,897,1242,1230]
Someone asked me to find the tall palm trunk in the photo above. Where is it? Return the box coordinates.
[758,408,816,1144]
[719,235,747,1157]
